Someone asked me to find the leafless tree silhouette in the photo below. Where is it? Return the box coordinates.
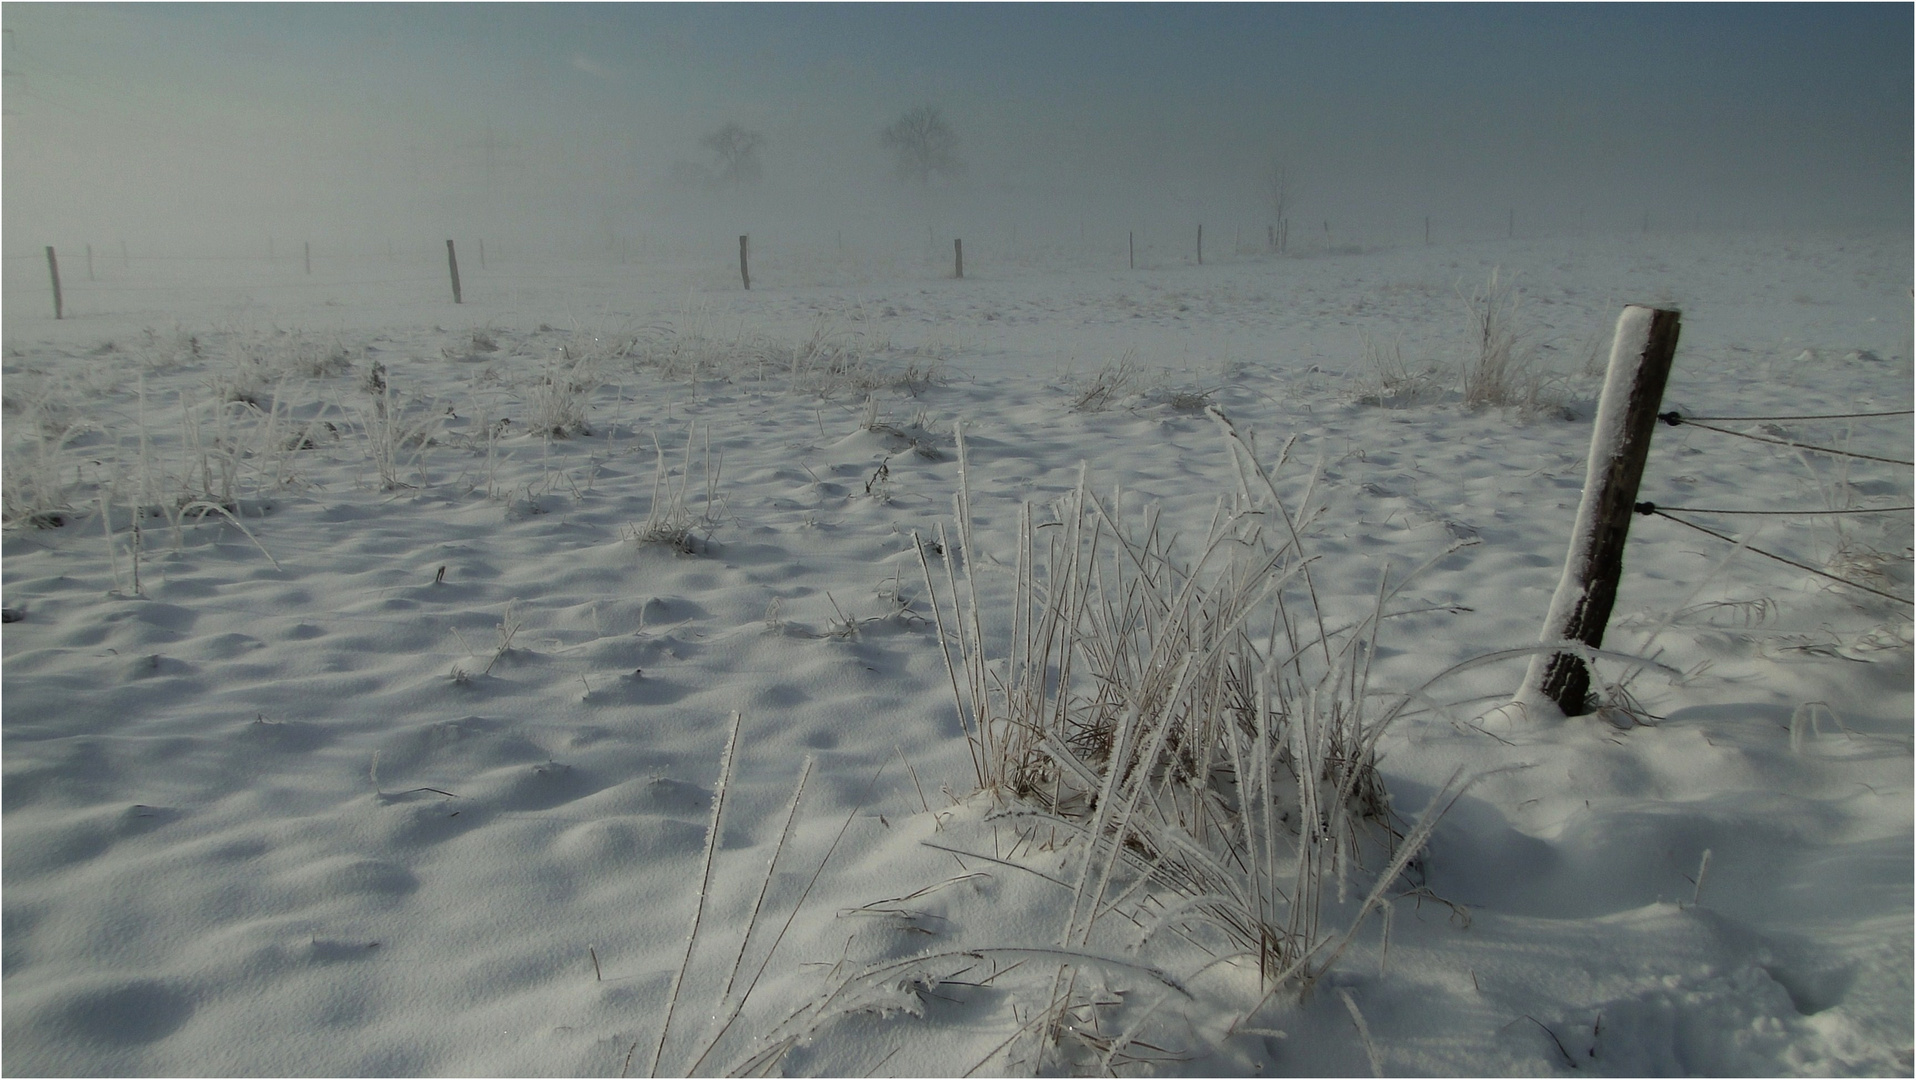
[703,123,765,186]
[880,105,964,185]
[1265,161,1296,251]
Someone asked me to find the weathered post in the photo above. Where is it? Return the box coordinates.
[1129,231,1134,270]
[1196,224,1203,265]
[1425,216,1431,245]
[304,241,311,275]
[953,238,963,279]
[45,246,63,320]
[446,239,463,304]
[739,235,750,291]
[1517,306,1681,716]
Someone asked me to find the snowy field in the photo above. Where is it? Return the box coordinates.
[3,228,1911,1076]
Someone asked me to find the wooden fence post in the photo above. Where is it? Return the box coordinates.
[45,246,62,320]
[479,239,485,269]
[304,241,311,275]
[1129,231,1134,270]
[1518,305,1681,716]
[739,235,750,290]
[1196,224,1203,265]
[953,238,963,279]
[446,240,462,304]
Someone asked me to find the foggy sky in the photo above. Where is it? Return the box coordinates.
[4,3,1910,257]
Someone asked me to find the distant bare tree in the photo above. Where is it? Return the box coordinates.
[880,105,964,185]
[1265,162,1295,252]
[703,123,765,186]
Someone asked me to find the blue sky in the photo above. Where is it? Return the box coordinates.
[4,4,1909,252]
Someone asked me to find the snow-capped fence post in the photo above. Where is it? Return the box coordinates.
[446,240,462,304]
[954,238,963,279]
[45,246,63,320]
[1518,305,1681,716]
[739,235,750,291]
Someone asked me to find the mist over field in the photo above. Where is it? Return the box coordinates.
[4,3,1911,258]
[5,6,1913,1077]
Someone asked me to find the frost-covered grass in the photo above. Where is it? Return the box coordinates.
[2,229,1909,1076]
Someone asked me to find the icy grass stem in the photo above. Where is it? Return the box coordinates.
[644,709,742,1079]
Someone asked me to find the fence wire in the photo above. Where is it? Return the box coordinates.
[1636,503,1912,607]
[1657,411,1915,467]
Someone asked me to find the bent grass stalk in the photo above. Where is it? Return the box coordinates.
[644,709,742,1079]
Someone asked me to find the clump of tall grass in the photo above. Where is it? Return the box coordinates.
[635,308,941,399]
[629,425,725,554]
[1353,334,1449,409]
[1069,350,1143,412]
[524,348,608,438]
[1459,268,1535,409]
[354,370,446,490]
[903,412,1467,1067]
[1,384,88,528]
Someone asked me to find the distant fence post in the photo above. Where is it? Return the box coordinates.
[304,241,311,275]
[45,246,62,320]
[479,239,486,269]
[86,244,95,282]
[739,235,750,290]
[1129,230,1134,270]
[1197,224,1203,265]
[446,240,463,304]
[954,238,963,279]
[1517,306,1681,716]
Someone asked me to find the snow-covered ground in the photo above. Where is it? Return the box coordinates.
[4,228,1910,1076]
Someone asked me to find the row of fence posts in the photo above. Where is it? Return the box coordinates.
[27,227,1302,319]
[29,238,1871,694]
[34,217,1506,318]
